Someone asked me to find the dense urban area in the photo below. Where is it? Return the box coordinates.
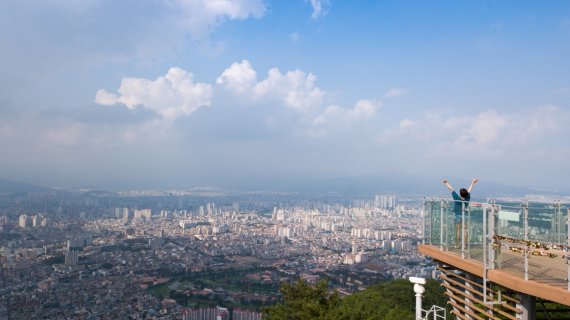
[0,188,433,319]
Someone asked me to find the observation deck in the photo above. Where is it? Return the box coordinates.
[420,198,570,320]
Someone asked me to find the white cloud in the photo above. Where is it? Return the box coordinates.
[456,110,507,147]
[306,0,330,20]
[174,0,267,38]
[217,60,324,112]
[384,87,408,98]
[256,68,324,112]
[96,67,212,121]
[380,105,570,159]
[216,60,257,93]
[95,89,119,106]
[313,99,379,125]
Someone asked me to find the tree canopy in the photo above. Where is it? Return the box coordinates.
[263,278,447,320]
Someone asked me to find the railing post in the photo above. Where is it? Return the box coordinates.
[429,198,434,246]
[467,204,471,259]
[422,198,426,245]
[556,201,562,244]
[523,200,529,281]
[567,207,570,291]
[483,204,488,304]
[488,204,495,269]
[461,201,465,259]
[440,199,444,251]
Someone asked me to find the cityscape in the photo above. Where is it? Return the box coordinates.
[0,188,434,319]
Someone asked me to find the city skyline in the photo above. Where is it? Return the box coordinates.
[1,1,569,192]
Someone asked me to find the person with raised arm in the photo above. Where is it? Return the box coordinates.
[443,178,478,248]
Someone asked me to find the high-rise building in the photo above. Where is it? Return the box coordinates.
[65,250,79,267]
[18,214,32,228]
[133,209,152,220]
[114,207,129,220]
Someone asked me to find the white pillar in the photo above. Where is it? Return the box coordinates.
[410,277,426,320]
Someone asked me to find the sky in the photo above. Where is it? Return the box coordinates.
[0,0,569,192]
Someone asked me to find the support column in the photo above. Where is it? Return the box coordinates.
[523,201,529,281]
[516,293,535,320]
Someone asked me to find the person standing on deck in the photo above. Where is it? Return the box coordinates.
[443,178,478,248]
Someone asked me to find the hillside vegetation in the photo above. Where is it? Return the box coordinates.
[263,278,447,320]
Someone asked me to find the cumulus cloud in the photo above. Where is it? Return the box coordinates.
[313,99,379,125]
[306,0,330,20]
[217,60,324,112]
[216,60,257,93]
[94,90,119,106]
[96,67,212,121]
[456,110,508,146]
[380,105,570,159]
[384,87,408,98]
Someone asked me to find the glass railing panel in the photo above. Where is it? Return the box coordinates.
[431,200,442,246]
[466,203,485,263]
[493,203,525,277]
[444,199,462,256]
[527,203,567,283]
[424,200,431,244]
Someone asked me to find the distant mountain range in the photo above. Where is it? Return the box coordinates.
[222,173,559,198]
[0,178,55,194]
[0,175,563,198]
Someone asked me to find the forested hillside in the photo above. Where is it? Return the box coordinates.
[263,278,448,320]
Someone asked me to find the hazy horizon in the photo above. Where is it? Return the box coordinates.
[1,1,569,193]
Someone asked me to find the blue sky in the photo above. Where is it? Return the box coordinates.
[0,0,569,191]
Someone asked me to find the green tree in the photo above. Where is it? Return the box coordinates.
[264,278,447,320]
[263,279,340,320]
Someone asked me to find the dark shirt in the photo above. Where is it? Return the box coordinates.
[451,191,470,217]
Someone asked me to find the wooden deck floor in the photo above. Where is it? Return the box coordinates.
[419,244,570,306]
[429,244,568,287]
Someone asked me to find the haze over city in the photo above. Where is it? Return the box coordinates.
[0,0,569,192]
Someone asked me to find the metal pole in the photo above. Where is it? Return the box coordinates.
[461,201,465,259]
[422,198,427,245]
[430,198,434,246]
[556,202,561,244]
[567,207,570,291]
[483,205,487,304]
[467,204,471,259]
[489,204,496,269]
[440,199,444,251]
[524,201,529,281]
